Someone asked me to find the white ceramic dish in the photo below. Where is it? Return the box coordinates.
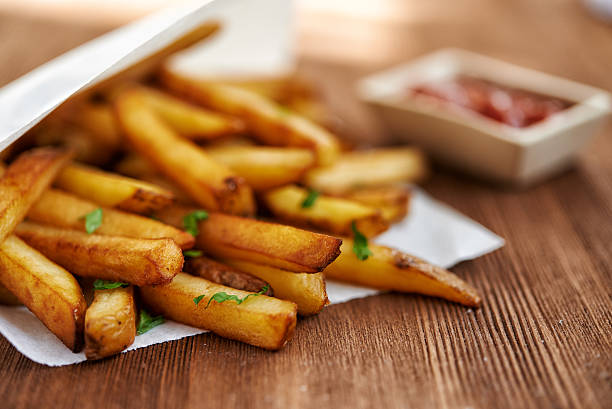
[357,48,611,186]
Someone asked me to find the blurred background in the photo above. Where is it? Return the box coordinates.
[0,0,610,148]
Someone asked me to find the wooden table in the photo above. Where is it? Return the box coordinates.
[1,1,611,408]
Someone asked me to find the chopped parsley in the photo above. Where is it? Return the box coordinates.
[301,189,320,208]
[193,285,270,309]
[182,210,209,237]
[80,208,103,234]
[183,249,203,258]
[137,309,164,335]
[351,221,372,261]
[93,279,128,290]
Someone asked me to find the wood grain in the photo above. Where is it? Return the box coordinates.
[0,1,611,408]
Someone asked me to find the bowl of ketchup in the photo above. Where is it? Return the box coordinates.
[358,49,611,186]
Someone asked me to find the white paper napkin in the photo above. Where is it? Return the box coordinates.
[0,188,503,366]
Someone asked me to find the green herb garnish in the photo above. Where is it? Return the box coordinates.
[80,208,103,234]
[351,221,372,261]
[301,189,320,208]
[93,279,128,290]
[182,210,209,237]
[137,309,164,335]
[193,285,270,309]
[183,249,203,258]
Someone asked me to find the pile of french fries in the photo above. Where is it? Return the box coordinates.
[0,25,481,360]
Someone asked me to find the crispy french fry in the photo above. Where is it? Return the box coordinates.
[115,88,255,216]
[0,282,21,305]
[0,235,86,351]
[205,146,316,191]
[139,272,297,350]
[341,185,412,223]
[263,185,389,238]
[138,86,245,139]
[85,285,136,360]
[155,208,342,273]
[15,222,183,286]
[28,189,194,249]
[0,147,71,243]
[304,148,429,194]
[160,71,340,166]
[184,256,272,295]
[324,240,481,307]
[55,163,175,214]
[221,258,328,316]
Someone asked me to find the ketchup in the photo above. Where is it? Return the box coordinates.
[410,76,573,128]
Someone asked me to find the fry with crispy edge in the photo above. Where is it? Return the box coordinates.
[160,70,340,166]
[205,146,316,191]
[138,86,245,139]
[263,185,389,238]
[85,285,136,360]
[324,240,481,307]
[15,222,183,286]
[184,255,273,295]
[140,273,297,350]
[304,148,429,194]
[341,185,412,223]
[0,282,21,305]
[221,258,328,316]
[155,206,342,273]
[0,235,86,351]
[115,88,255,216]
[55,163,175,214]
[28,189,194,249]
[0,147,71,242]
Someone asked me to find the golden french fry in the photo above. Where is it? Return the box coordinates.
[0,282,21,305]
[85,285,136,360]
[69,102,122,150]
[176,211,341,273]
[184,255,272,294]
[114,88,255,216]
[139,272,297,350]
[324,240,481,307]
[0,235,86,351]
[160,71,340,166]
[28,189,194,249]
[0,147,72,243]
[304,148,429,194]
[205,146,316,191]
[114,153,159,179]
[15,222,183,286]
[341,185,412,223]
[263,185,389,238]
[33,125,116,166]
[138,86,245,139]
[221,258,327,316]
[55,163,175,214]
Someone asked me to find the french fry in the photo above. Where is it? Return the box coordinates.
[0,235,86,351]
[205,146,316,191]
[55,162,175,214]
[15,222,183,286]
[114,88,256,216]
[184,255,272,295]
[0,147,71,243]
[0,282,21,305]
[221,258,328,316]
[324,240,482,307]
[114,153,158,179]
[139,272,297,350]
[69,102,122,150]
[304,148,429,194]
[154,208,342,273]
[138,86,245,139]
[28,189,194,249]
[341,185,412,223]
[160,71,340,166]
[85,285,136,360]
[263,185,389,238]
